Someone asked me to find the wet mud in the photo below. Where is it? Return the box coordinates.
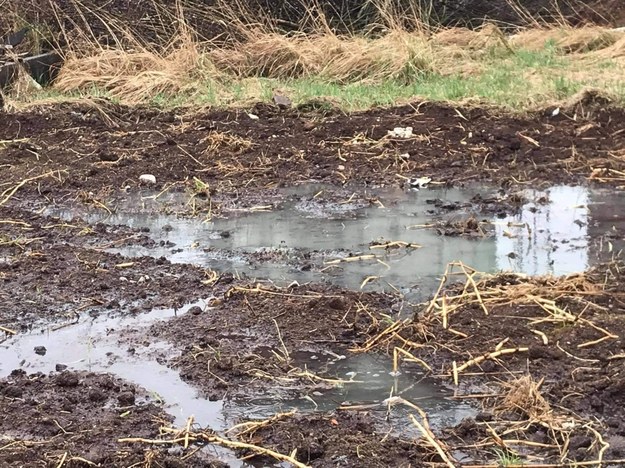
[2,100,625,216]
[2,100,625,466]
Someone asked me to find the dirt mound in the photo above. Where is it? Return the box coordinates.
[0,370,222,466]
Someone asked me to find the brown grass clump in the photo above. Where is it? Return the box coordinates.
[498,375,552,422]
[54,31,218,104]
[206,0,436,83]
[511,26,625,53]
[596,34,625,59]
[209,27,435,83]
[200,131,252,154]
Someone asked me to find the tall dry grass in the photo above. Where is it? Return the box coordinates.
[41,0,625,105]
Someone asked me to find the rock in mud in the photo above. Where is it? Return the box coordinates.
[139,174,157,185]
[55,363,68,371]
[117,391,136,406]
[34,346,47,356]
[55,372,79,387]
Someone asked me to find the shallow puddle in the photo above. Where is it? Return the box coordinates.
[0,300,226,427]
[48,184,624,299]
[226,353,474,431]
[0,300,472,437]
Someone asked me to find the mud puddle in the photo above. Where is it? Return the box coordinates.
[47,184,624,299]
[0,299,226,428]
[0,296,471,441]
[226,353,474,431]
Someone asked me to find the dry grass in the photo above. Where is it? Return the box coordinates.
[54,31,217,104]
[4,0,624,107]
[497,375,552,422]
[511,26,625,53]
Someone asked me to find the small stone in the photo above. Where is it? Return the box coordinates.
[188,306,202,316]
[34,346,47,356]
[337,165,345,171]
[139,174,156,185]
[273,94,291,109]
[55,364,68,372]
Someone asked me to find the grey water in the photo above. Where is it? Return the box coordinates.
[47,184,624,299]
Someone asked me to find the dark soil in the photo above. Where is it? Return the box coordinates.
[2,97,625,466]
[375,265,625,463]
[0,207,208,329]
[235,411,422,467]
[0,370,224,467]
[148,283,398,400]
[1,99,623,218]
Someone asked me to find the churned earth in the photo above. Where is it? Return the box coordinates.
[2,96,625,466]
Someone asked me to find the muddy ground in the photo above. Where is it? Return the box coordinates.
[2,98,625,467]
[1,96,624,215]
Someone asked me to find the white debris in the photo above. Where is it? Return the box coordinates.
[388,126,413,138]
[345,371,358,379]
[389,370,402,377]
[247,113,259,120]
[399,153,410,160]
[551,107,560,117]
[407,176,432,190]
[382,396,403,406]
[139,174,156,185]
[337,164,345,171]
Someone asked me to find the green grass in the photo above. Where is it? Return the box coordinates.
[8,45,625,112]
[494,448,523,467]
[159,45,625,110]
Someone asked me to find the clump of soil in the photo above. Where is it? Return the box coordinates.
[234,410,423,467]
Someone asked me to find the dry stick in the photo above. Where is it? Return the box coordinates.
[462,461,625,468]
[227,285,339,299]
[351,319,406,352]
[226,411,297,437]
[393,347,432,373]
[458,262,489,315]
[55,452,68,468]
[0,171,57,207]
[408,415,455,468]
[272,318,290,363]
[586,424,609,465]
[0,324,16,335]
[119,433,311,468]
[426,263,452,314]
[455,347,529,376]
[387,397,456,467]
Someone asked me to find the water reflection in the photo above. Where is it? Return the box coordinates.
[46,184,624,299]
[496,186,590,276]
